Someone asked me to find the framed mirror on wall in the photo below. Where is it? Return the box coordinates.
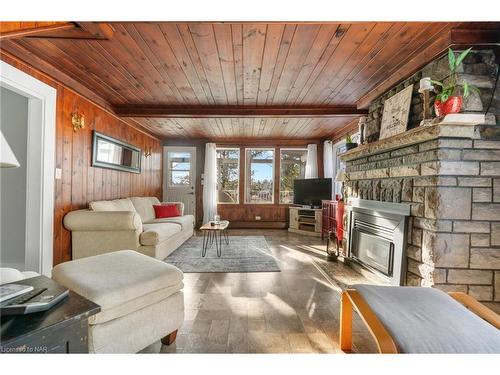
[92,131,142,173]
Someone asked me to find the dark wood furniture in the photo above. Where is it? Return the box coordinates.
[0,276,100,353]
[321,199,345,246]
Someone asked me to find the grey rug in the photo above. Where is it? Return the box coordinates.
[164,235,281,273]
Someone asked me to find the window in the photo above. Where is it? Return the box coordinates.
[245,148,274,204]
[167,151,191,186]
[332,133,359,198]
[333,142,346,198]
[216,148,240,203]
[279,149,307,204]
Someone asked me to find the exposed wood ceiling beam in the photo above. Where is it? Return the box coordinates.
[0,22,75,40]
[450,29,500,46]
[164,138,320,146]
[76,22,115,40]
[114,105,368,118]
[0,22,114,41]
[208,138,321,145]
[24,28,110,40]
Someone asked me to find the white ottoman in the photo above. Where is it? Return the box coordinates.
[52,250,184,353]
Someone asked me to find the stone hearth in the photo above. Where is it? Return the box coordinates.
[341,121,500,302]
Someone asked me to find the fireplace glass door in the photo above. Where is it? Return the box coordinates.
[351,227,394,276]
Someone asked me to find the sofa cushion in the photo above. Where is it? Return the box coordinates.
[52,250,183,324]
[90,198,136,213]
[140,222,182,246]
[146,214,194,231]
[130,197,161,223]
[153,204,180,218]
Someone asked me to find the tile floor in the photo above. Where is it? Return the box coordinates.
[158,229,377,354]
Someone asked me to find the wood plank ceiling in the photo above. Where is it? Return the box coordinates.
[1,21,493,140]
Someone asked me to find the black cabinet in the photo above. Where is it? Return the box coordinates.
[1,276,100,354]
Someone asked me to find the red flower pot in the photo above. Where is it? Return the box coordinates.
[434,96,463,117]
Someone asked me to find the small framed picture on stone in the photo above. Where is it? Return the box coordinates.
[379,84,413,140]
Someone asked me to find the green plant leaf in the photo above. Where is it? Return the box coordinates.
[448,48,456,73]
[443,86,454,97]
[462,82,470,98]
[441,93,449,103]
[455,47,472,70]
[431,80,443,87]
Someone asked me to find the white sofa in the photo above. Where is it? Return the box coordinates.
[64,197,194,260]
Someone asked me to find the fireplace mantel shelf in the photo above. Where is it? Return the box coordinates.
[339,115,490,162]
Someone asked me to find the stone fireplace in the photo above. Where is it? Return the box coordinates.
[340,120,500,301]
[338,48,500,302]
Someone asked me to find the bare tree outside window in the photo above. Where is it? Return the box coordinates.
[216,148,239,203]
[245,149,274,204]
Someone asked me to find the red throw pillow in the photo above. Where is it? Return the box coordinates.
[153,204,180,218]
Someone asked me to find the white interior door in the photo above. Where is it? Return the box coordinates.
[1,61,56,276]
[163,146,196,215]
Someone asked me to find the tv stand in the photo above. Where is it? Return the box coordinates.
[301,204,321,209]
[288,206,322,237]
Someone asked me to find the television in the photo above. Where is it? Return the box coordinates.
[293,178,332,207]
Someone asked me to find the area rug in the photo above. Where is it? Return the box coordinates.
[164,235,281,273]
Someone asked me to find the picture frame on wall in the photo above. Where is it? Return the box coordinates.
[379,84,413,140]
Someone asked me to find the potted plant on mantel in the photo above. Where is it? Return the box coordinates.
[432,47,479,117]
[345,134,358,151]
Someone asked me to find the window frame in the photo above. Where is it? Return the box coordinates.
[167,151,192,188]
[279,147,308,204]
[244,147,276,205]
[216,147,241,204]
[331,132,359,198]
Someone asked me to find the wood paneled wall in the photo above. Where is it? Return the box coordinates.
[0,53,163,265]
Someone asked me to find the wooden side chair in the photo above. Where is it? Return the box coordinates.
[339,285,500,354]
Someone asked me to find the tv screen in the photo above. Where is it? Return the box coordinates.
[293,178,332,207]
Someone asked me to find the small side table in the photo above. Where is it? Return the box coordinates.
[0,276,100,353]
[200,220,230,257]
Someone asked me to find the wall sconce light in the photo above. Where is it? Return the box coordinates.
[144,146,152,158]
[71,112,85,132]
